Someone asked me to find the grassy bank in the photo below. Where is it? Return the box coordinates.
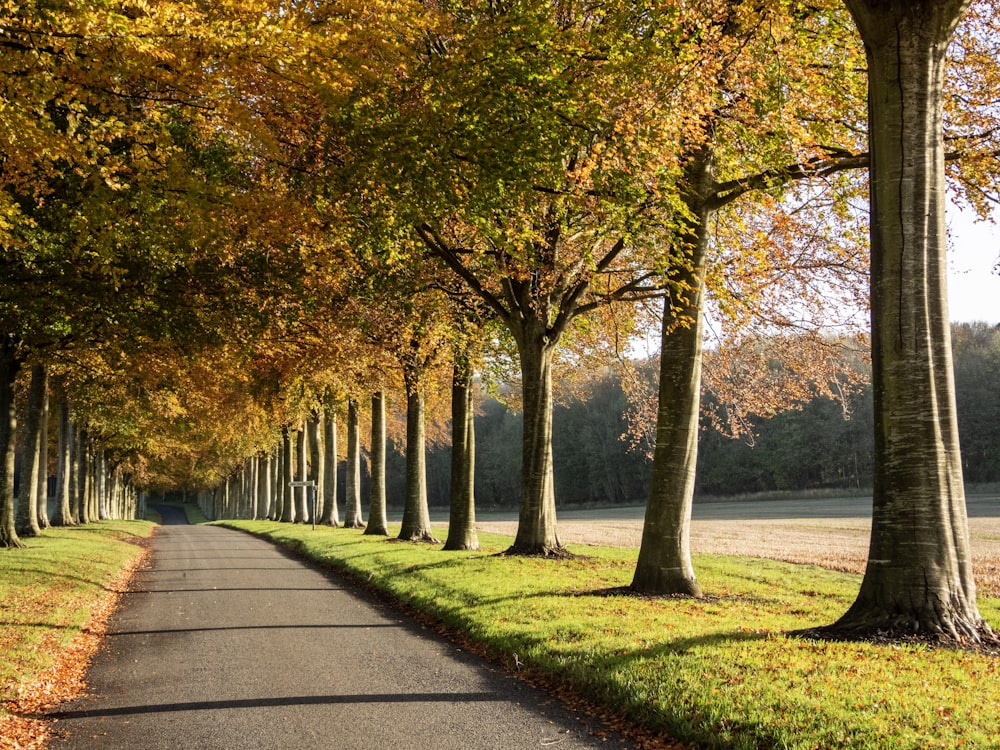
[222,520,999,750]
[0,522,155,713]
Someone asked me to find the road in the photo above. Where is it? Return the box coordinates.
[46,525,636,750]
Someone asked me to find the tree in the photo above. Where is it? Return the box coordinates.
[631,0,870,595]
[52,393,75,526]
[397,344,440,544]
[814,0,997,644]
[15,363,48,536]
[319,397,340,526]
[0,339,20,547]
[343,398,365,529]
[444,354,479,551]
[364,391,390,536]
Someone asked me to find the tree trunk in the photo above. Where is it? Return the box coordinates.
[0,339,22,548]
[15,363,47,536]
[365,391,389,536]
[343,398,365,528]
[398,368,438,543]
[37,381,50,529]
[53,396,74,526]
[445,357,479,551]
[308,411,322,524]
[296,425,309,523]
[96,449,108,520]
[280,426,295,523]
[261,449,274,520]
[68,420,81,524]
[631,154,714,597]
[76,429,90,524]
[507,325,562,555]
[320,399,340,526]
[819,0,993,644]
[272,442,282,520]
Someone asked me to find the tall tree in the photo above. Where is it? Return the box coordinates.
[364,391,390,536]
[280,427,295,523]
[319,397,340,526]
[343,398,365,529]
[397,341,441,544]
[0,339,20,547]
[815,0,996,644]
[307,411,322,524]
[15,363,48,536]
[53,394,75,526]
[444,353,479,551]
[631,0,869,595]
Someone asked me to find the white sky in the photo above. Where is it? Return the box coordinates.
[947,202,1000,324]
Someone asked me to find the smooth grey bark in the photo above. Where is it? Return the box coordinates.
[280,426,295,523]
[398,368,438,543]
[249,454,259,520]
[819,0,993,643]
[68,421,81,524]
[307,411,322,524]
[445,357,479,551]
[631,154,713,597]
[256,452,270,520]
[37,382,49,528]
[508,323,561,555]
[343,398,365,528]
[320,400,340,526]
[272,441,283,520]
[266,448,276,519]
[365,391,389,536]
[76,429,91,524]
[96,448,108,520]
[54,396,74,526]
[0,339,22,548]
[15,363,47,536]
[296,425,309,523]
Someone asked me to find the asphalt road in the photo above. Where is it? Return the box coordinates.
[46,525,635,750]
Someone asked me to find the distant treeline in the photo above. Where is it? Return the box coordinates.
[376,322,1000,508]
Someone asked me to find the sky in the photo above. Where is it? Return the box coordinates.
[947,203,1000,324]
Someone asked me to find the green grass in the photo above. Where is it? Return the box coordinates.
[0,521,155,707]
[221,520,1000,750]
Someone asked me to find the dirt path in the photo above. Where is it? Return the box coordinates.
[475,493,1000,597]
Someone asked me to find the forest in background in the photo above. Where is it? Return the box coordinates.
[372,322,1000,509]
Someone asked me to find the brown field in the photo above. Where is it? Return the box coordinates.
[474,492,1000,597]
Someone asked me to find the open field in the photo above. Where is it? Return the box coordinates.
[475,492,1000,597]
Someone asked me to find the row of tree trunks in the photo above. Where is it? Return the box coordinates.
[1,355,139,549]
[203,380,479,553]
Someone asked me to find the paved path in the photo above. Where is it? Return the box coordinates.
[47,525,634,750]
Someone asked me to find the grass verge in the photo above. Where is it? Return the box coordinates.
[0,521,155,747]
[221,520,999,750]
